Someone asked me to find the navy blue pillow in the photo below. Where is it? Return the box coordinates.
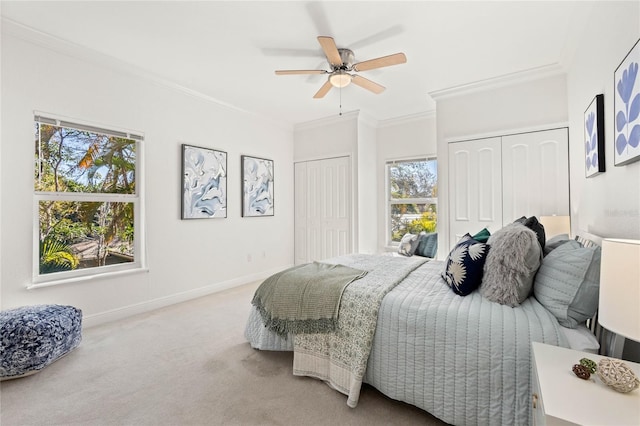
[415,232,438,258]
[441,236,490,296]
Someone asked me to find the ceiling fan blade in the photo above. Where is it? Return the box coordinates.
[351,75,385,94]
[313,80,333,99]
[275,70,327,75]
[317,36,343,67]
[352,53,407,72]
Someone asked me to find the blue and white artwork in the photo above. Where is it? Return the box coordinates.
[584,94,605,177]
[242,155,274,217]
[614,39,640,166]
[182,144,227,219]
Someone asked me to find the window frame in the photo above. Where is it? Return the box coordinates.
[31,113,146,288]
[386,156,438,247]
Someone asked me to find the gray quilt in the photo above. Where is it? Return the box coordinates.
[245,256,569,426]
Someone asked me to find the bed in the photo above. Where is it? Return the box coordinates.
[245,225,602,425]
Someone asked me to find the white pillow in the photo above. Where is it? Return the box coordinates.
[560,324,600,353]
[398,233,419,256]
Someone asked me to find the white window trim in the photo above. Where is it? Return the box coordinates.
[31,113,146,288]
[386,157,437,247]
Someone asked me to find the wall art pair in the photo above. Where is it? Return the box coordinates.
[586,38,640,177]
[181,144,274,219]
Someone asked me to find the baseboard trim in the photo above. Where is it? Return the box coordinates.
[82,264,293,328]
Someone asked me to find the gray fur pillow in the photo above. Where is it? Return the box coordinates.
[480,223,542,307]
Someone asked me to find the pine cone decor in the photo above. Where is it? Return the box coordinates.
[572,364,591,380]
[597,358,640,393]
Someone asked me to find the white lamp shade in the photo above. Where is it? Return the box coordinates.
[598,238,640,342]
[539,215,570,238]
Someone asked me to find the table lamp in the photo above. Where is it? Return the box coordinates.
[598,238,640,358]
[539,215,571,238]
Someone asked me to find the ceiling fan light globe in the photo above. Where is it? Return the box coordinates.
[329,72,352,88]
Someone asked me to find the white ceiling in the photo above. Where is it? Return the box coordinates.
[1,1,594,127]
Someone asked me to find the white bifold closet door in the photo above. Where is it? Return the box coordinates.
[501,128,569,224]
[448,128,569,249]
[448,137,503,246]
[294,156,351,265]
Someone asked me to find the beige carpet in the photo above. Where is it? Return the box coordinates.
[0,281,447,426]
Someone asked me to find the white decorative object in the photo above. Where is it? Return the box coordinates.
[597,358,640,393]
[598,238,640,358]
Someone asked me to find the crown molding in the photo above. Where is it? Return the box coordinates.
[357,111,379,129]
[294,109,360,131]
[378,110,436,128]
[444,122,569,144]
[2,18,292,131]
[429,63,565,101]
[294,109,436,132]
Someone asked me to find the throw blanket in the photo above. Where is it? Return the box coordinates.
[252,262,367,336]
[293,254,428,408]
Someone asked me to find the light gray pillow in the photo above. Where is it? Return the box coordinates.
[533,240,601,328]
[543,233,571,256]
[398,233,419,256]
[479,223,542,307]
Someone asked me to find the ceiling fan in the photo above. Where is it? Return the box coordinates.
[275,36,407,99]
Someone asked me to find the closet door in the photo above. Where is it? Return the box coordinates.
[294,156,351,264]
[305,160,323,263]
[321,156,351,259]
[294,162,308,265]
[501,128,569,224]
[448,137,503,248]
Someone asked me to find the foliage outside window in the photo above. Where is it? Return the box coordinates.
[34,116,143,283]
[388,158,437,243]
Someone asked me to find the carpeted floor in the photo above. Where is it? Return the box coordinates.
[0,281,447,425]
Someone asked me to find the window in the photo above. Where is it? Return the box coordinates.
[387,158,437,244]
[33,115,144,285]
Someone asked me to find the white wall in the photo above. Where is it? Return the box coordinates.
[293,112,358,162]
[433,73,569,256]
[376,113,437,252]
[294,111,373,253]
[0,6,3,308]
[357,115,378,254]
[1,27,294,325]
[564,1,639,361]
[566,1,640,240]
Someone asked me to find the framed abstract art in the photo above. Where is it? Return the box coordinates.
[584,94,605,177]
[614,38,640,166]
[181,144,227,219]
[241,155,274,217]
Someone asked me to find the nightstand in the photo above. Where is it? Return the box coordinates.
[531,342,640,425]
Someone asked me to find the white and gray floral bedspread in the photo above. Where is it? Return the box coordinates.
[292,254,427,408]
[245,256,569,426]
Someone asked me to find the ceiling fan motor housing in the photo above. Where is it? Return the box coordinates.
[335,48,355,70]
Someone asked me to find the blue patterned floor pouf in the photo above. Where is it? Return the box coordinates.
[0,304,82,380]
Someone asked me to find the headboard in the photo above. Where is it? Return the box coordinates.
[574,230,603,248]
